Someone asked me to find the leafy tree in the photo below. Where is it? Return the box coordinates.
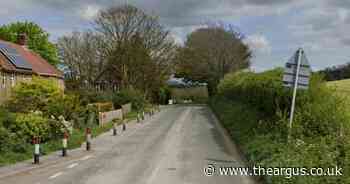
[0,21,59,66]
[176,24,251,94]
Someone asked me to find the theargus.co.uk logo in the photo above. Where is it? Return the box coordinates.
[204,164,343,179]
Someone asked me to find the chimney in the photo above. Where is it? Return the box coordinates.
[17,33,27,46]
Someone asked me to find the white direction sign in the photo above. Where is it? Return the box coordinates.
[283,48,311,89]
[283,48,312,140]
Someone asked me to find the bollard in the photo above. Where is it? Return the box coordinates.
[142,111,145,120]
[122,120,126,131]
[62,132,68,157]
[86,128,91,151]
[33,137,40,164]
[137,113,140,123]
[113,123,117,136]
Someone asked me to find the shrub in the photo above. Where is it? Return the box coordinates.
[159,87,171,105]
[112,88,147,111]
[7,77,63,113]
[212,68,350,184]
[7,77,86,122]
[45,93,82,120]
[5,112,63,143]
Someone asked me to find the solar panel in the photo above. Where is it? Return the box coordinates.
[0,42,32,70]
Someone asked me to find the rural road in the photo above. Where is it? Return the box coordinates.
[0,105,256,184]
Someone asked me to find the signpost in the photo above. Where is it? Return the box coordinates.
[283,48,311,139]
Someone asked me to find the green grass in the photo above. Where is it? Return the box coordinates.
[326,79,350,107]
[327,79,350,93]
[0,110,139,167]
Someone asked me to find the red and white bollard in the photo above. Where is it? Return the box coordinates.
[62,132,68,157]
[33,137,40,164]
[86,128,91,151]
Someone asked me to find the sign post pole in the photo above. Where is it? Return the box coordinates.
[283,48,311,142]
[288,49,302,140]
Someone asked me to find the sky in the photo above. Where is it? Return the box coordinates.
[1,0,350,72]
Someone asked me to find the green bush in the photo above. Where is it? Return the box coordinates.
[7,77,62,113]
[212,68,350,184]
[5,112,63,143]
[112,88,147,111]
[159,87,171,105]
[45,93,82,120]
[7,77,87,122]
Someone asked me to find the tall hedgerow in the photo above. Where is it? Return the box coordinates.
[213,68,350,183]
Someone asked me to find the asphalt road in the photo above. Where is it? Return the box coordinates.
[0,105,256,184]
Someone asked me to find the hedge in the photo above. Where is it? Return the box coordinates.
[211,68,350,184]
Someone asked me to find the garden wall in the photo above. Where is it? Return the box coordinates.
[98,109,123,126]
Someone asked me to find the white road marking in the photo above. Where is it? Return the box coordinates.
[49,172,63,179]
[67,163,79,169]
[80,155,93,161]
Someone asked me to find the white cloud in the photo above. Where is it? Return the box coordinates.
[244,34,271,54]
[80,4,100,20]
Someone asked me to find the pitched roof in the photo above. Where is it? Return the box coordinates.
[0,40,63,78]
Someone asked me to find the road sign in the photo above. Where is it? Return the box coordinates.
[283,48,311,140]
[283,49,311,89]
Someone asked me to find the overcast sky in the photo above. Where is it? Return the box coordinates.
[1,0,349,71]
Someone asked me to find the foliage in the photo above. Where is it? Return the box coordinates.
[319,62,350,81]
[159,86,171,105]
[176,24,251,94]
[45,93,82,121]
[7,77,62,113]
[211,68,350,184]
[112,88,148,111]
[0,21,59,66]
[0,121,114,166]
[8,113,63,142]
[58,5,176,99]
[7,77,83,122]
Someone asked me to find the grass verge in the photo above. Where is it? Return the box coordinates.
[0,111,138,167]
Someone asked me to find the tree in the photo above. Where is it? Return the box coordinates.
[0,21,59,66]
[318,62,350,81]
[94,5,176,97]
[176,24,251,94]
[58,31,106,90]
[59,5,177,99]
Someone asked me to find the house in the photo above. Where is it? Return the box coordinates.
[0,34,64,103]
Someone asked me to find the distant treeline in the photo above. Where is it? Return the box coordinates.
[319,62,350,81]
